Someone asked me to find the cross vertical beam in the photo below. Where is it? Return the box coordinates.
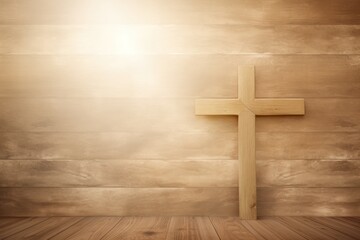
[195,66,305,219]
[238,109,256,219]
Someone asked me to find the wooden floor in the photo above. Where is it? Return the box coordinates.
[0,217,359,240]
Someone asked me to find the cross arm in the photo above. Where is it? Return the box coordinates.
[248,98,305,115]
[237,66,305,116]
[195,99,246,115]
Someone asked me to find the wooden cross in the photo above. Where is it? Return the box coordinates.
[195,66,305,219]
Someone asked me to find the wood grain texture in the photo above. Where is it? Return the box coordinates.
[166,217,219,240]
[257,218,307,240]
[258,188,360,216]
[1,132,358,161]
[49,218,96,240]
[0,0,359,218]
[1,25,359,54]
[2,217,359,240]
[336,217,360,228]
[237,66,305,116]
[257,132,360,160]
[5,217,82,240]
[0,188,238,216]
[0,160,238,187]
[238,110,257,219]
[0,98,238,133]
[0,132,237,160]
[0,218,22,229]
[1,55,359,98]
[288,217,356,240]
[195,99,246,115]
[307,217,360,239]
[103,217,169,240]
[64,217,121,240]
[256,98,360,133]
[276,217,338,240]
[1,188,357,217]
[249,99,305,116]
[31,217,83,240]
[257,160,360,187]
[196,65,305,219]
[0,218,48,238]
[0,98,359,133]
[1,160,358,188]
[241,220,283,240]
[0,0,359,25]
[210,217,257,240]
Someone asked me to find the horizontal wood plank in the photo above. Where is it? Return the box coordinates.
[0,25,359,54]
[0,188,358,216]
[256,98,360,132]
[0,188,238,216]
[0,160,358,188]
[0,0,359,25]
[257,160,360,187]
[0,98,237,133]
[0,160,238,187]
[1,132,359,160]
[0,132,237,160]
[257,132,360,160]
[1,55,359,98]
[0,98,359,132]
[258,188,360,216]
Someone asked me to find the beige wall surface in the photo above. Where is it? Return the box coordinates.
[0,0,359,216]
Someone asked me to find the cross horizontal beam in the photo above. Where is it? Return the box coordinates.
[247,99,305,115]
[195,98,305,116]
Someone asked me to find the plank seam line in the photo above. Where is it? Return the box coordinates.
[46,217,84,239]
[3,217,49,239]
[99,217,123,240]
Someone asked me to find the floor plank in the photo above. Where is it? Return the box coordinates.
[0,218,47,239]
[65,217,121,240]
[335,217,360,228]
[0,217,359,240]
[50,218,95,240]
[102,217,170,240]
[33,217,83,240]
[260,218,307,240]
[308,217,360,239]
[166,217,219,240]
[210,217,257,240]
[276,217,334,240]
[241,220,283,240]
[5,217,82,240]
[0,218,24,229]
[292,217,355,240]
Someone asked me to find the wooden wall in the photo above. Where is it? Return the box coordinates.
[0,0,359,216]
